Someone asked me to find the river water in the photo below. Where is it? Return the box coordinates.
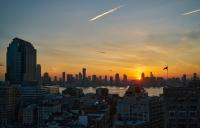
[59,86,163,97]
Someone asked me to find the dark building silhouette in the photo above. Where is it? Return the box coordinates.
[181,74,187,85]
[82,68,86,80]
[123,74,127,84]
[88,75,91,81]
[150,72,154,78]
[192,73,198,81]
[42,72,51,85]
[163,86,200,128]
[115,73,120,84]
[92,75,97,83]
[67,74,74,84]
[110,76,113,84]
[78,72,82,81]
[36,64,41,85]
[141,72,145,80]
[6,38,36,84]
[62,72,65,84]
[104,75,108,84]
[0,85,17,125]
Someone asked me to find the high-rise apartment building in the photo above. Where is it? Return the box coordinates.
[163,86,200,128]
[6,38,36,84]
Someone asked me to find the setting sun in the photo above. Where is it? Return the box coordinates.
[136,75,141,80]
[131,67,146,80]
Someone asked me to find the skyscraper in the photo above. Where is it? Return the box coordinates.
[82,68,86,80]
[110,76,113,84]
[122,74,127,86]
[62,72,65,84]
[123,74,127,83]
[78,72,82,81]
[104,75,108,84]
[141,72,145,80]
[36,64,41,85]
[115,73,120,84]
[6,38,36,84]
[75,74,79,81]
[150,72,154,78]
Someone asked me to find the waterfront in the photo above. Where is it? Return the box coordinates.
[59,86,163,97]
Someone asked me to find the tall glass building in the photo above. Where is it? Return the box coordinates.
[5,38,36,84]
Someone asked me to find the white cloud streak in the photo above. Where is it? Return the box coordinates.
[182,9,200,15]
[89,5,124,21]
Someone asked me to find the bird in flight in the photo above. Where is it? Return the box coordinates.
[96,51,106,54]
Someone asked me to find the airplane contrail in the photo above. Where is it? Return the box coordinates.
[89,5,124,21]
[182,9,200,15]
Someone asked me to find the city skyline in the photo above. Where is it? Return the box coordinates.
[1,0,200,80]
[2,1,200,128]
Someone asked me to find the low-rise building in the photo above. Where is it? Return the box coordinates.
[38,99,62,126]
[115,86,163,128]
[20,104,37,127]
[0,84,17,126]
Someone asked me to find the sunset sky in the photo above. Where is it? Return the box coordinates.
[0,0,200,80]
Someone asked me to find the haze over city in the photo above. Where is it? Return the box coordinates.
[1,0,200,80]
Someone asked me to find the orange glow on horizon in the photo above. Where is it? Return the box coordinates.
[0,63,199,81]
[136,75,141,80]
